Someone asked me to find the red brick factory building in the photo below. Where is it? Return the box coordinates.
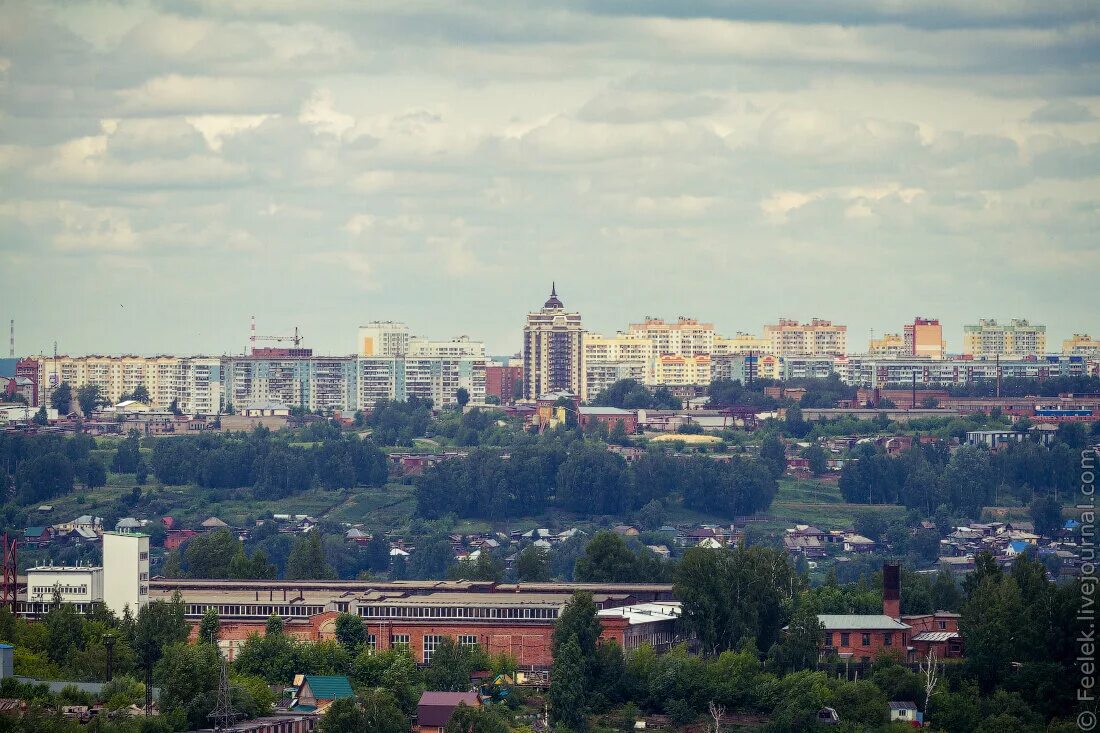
[151,578,682,667]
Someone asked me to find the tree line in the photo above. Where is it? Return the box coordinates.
[415,435,780,521]
[838,425,1091,517]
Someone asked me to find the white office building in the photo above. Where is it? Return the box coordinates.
[25,565,103,614]
[103,532,150,616]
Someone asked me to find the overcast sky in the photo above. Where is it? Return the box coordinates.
[2,1,1098,357]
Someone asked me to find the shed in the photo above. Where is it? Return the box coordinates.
[418,692,481,733]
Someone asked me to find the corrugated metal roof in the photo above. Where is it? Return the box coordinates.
[911,631,960,642]
[817,614,910,631]
[301,676,353,701]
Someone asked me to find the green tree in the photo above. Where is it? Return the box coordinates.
[285,532,337,580]
[803,444,828,475]
[549,637,587,731]
[456,387,470,408]
[445,703,509,733]
[198,608,220,645]
[552,591,603,684]
[44,596,84,665]
[776,601,824,672]
[33,406,48,425]
[183,529,239,579]
[133,594,191,709]
[425,637,481,692]
[334,613,365,652]
[362,689,410,733]
[319,697,367,733]
[516,545,551,582]
[130,385,151,403]
[51,382,73,414]
[76,384,105,416]
[367,531,391,573]
[760,435,787,479]
[1029,495,1062,538]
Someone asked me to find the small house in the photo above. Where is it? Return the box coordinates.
[888,701,920,724]
[291,674,353,712]
[417,692,481,733]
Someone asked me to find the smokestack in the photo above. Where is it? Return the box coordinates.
[883,562,900,619]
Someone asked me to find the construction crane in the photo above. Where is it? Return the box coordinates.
[249,315,304,353]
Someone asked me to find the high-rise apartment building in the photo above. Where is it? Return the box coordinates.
[904,317,945,359]
[407,336,486,359]
[357,322,410,357]
[963,319,1047,357]
[355,356,485,408]
[522,285,583,400]
[763,319,847,357]
[627,317,714,356]
[652,354,712,387]
[712,332,773,356]
[581,332,655,400]
[1063,334,1100,356]
[868,333,906,357]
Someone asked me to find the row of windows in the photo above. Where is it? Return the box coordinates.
[358,605,559,620]
[30,585,88,596]
[185,603,325,618]
[829,631,907,647]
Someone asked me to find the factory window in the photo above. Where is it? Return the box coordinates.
[458,635,478,648]
[139,552,149,560]
[861,633,871,646]
[840,633,850,647]
[424,635,442,664]
[391,634,410,650]
[366,634,377,651]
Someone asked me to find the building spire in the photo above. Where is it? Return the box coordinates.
[543,282,563,309]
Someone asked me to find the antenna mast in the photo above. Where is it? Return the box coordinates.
[8,320,12,358]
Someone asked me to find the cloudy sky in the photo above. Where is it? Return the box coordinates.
[2,1,1098,357]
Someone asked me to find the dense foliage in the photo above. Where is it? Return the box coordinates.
[416,435,778,521]
[839,427,1087,516]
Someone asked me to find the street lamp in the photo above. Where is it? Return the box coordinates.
[104,633,115,682]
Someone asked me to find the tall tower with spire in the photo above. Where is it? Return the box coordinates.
[522,283,584,400]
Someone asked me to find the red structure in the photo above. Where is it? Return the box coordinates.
[1,533,17,614]
[485,365,522,404]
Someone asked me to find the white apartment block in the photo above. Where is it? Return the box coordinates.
[582,332,655,399]
[36,355,185,411]
[712,332,773,356]
[763,319,848,357]
[356,356,485,408]
[652,355,712,387]
[358,322,410,357]
[627,317,714,357]
[103,532,150,616]
[407,336,487,359]
[963,319,1047,358]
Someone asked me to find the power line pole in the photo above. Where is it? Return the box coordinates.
[208,657,238,731]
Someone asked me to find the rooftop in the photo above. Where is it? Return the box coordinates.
[817,614,910,631]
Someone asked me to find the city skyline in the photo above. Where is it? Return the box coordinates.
[2,294,1095,359]
[1,2,1098,358]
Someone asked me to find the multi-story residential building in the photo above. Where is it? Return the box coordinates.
[627,317,714,357]
[652,355,711,387]
[357,322,410,357]
[868,333,906,357]
[1063,334,1100,357]
[846,355,1086,388]
[963,319,1046,357]
[522,285,583,400]
[782,356,838,381]
[581,332,655,400]
[905,317,945,359]
[225,356,358,413]
[355,357,485,408]
[178,357,223,415]
[407,336,486,359]
[15,358,40,406]
[764,319,847,357]
[485,364,522,404]
[712,332,773,356]
[36,355,191,411]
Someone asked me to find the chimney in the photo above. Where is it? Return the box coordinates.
[883,562,901,619]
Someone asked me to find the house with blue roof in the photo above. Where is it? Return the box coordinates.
[291,674,353,712]
[1006,540,1032,557]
